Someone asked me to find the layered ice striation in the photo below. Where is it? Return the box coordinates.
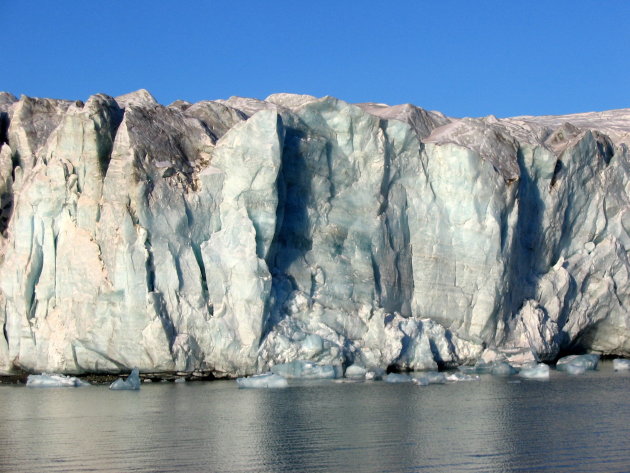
[1,90,630,377]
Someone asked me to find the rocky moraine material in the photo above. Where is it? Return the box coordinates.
[1,89,630,377]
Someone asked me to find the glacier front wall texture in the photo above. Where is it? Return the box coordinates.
[0,90,629,376]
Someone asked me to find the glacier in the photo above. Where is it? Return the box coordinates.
[1,89,630,377]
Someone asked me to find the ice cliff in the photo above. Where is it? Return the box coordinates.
[1,89,630,376]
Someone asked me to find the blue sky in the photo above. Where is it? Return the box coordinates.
[2,1,629,117]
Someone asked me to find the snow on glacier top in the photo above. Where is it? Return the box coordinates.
[505,108,630,146]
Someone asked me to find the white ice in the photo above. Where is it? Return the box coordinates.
[3,92,630,378]
[613,359,630,371]
[518,363,550,380]
[555,354,599,373]
[109,368,141,390]
[491,361,517,376]
[271,360,341,379]
[365,368,386,381]
[345,364,367,379]
[26,373,90,387]
[411,371,447,385]
[445,372,479,382]
[384,373,412,383]
[236,372,288,389]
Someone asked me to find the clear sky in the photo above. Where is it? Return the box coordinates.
[2,1,629,118]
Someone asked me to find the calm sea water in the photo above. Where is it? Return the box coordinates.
[1,362,630,473]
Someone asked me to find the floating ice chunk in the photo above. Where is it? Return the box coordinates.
[445,372,479,382]
[556,354,599,373]
[109,368,141,390]
[565,363,587,375]
[174,378,186,383]
[472,362,493,374]
[412,371,447,385]
[345,364,367,379]
[413,376,429,386]
[613,359,630,371]
[365,368,386,381]
[236,372,288,389]
[491,361,517,376]
[519,363,549,380]
[425,371,447,384]
[27,373,90,387]
[384,373,412,383]
[271,360,341,379]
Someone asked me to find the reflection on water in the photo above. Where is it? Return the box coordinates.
[1,363,630,472]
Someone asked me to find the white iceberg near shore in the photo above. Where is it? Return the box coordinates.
[26,373,90,387]
[613,359,630,371]
[109,368,141,391]
[236,372,288,388]
[345,364,367,379]
[491,362,517,376]
[556,354,599,374]
[271,360,341,379]
[519,363,550,380]
[384,373,413,383]
[445,372,479,382]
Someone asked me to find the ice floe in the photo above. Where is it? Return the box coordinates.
[26,373,90,387]
[236,373,288,389]
[518,363,550,380]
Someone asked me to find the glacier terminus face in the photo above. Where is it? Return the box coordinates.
[1,89,630,377]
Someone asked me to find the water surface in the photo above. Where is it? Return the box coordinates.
[1,362,630,472]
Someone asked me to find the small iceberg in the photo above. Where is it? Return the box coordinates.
[491,361,517,376]
[384,373,413,383]
[472,362,494,374]
[236,372,288,389]
[457,365,478,375]
[109,368,141,390]
[556,354,599,374]
[345,364,367,379]
[365,368,386,381]
[271,360,341,379]
[519,363,550,380]
[424,371,447,384]
[445,372,479,382]
[613,359,630,371]
[412,371,447,385]
[27,373,90,388]
[460,360,517,376]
